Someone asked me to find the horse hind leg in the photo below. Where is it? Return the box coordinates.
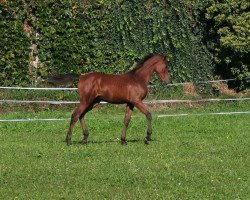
[79,117,89,144]
[66,104,87,145]
[121,103,134,145]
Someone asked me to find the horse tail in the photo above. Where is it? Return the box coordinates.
[46,72,80,86]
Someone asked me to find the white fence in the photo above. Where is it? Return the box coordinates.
[0,111,250,122]
[1,98,250,105]
[0,78,248,91]
[0,78,249,122]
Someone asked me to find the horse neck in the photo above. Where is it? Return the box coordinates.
[134,60,157,85]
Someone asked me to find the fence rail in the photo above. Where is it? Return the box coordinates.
[0,86,77,91]
[1,78,249,91]
[1,111,250,122]
[1,98,250,105]
[1,79,249,123]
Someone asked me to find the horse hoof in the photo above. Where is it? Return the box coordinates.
[121,140,127,145]
[144,138,149,145]
[81,140,88,145]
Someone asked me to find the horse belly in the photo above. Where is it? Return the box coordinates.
[98,79,132,104]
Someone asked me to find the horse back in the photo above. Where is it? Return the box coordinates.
[78,72,147,103]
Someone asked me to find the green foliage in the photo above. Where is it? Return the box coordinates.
[0,0,30,86]
[1,0,216,94]
[206,0,250,90]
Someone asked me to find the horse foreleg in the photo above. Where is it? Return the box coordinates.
[66,104,87,145]
[121,103,134,145]
[79,102,95,144]
[134,101,152,144]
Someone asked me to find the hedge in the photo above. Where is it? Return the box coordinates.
[3,0,243,93]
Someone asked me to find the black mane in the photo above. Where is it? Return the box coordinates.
[130,54,156,73]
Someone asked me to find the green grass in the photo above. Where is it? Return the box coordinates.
[0,102,249,199]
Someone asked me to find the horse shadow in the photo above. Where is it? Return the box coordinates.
[63,138,156,145]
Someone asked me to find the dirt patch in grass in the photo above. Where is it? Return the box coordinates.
[183,83,199,97]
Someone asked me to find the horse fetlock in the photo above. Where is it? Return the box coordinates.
[66,138,72,146]
[146,134,151,140]
[147,128,152,134]
[66,134,72,146]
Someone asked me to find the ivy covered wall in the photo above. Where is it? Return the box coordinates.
[0,0,30,86]
[0,0,221,92]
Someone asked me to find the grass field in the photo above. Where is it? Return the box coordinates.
[0,101,249,199]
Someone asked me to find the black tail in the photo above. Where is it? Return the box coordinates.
[46,72,80,86]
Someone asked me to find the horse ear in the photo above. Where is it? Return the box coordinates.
[162,55,167,63]
[163,56,169,68]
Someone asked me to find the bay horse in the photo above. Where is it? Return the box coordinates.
[50,54,171,145]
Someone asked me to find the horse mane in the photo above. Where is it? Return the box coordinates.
[129,54,164,73]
